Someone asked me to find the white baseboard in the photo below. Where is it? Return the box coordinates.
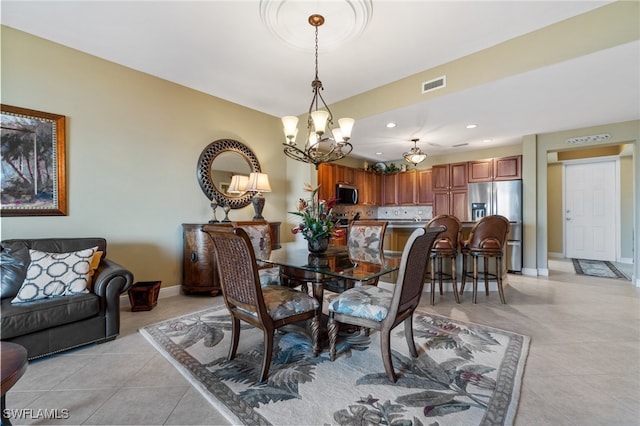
[548,252,564,259]
[120,284,181,308]
[521,268,538,277]
[537,268,549,276]
[619,257,633,264]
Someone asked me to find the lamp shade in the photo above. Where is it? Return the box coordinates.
[245,172,272,193]
[227,175,249,194]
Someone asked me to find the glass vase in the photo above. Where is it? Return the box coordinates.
[307,236,329,254]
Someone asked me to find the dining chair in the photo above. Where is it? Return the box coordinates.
[326,226,445,382]
[425,214,461,305]
[203,227,320,382]
[232,221,280,286]
[323,220,388,293]
[460,215,510,304]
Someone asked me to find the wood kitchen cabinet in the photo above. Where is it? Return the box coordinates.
[356,169,380,205]
[494,155,521,180]
[182,222,281,295]
[335,164,356,185]
[468,155,522,182]
[317,163,335,201]
[417,169,433,204]
[432,161,469,220]
[397,170,417,205]
[382,173,398,205]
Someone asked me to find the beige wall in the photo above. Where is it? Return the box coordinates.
[1,27,285,288]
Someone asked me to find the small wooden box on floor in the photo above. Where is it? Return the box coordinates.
[128,281,161,311]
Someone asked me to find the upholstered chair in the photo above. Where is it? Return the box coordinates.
[461,215,510,304]
[232,221,280,286]
[425,215,461,304]
[322,221,388,294]
[203,227,320,382]
[326,226,445,382]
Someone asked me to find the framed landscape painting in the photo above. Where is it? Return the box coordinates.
[0,104,67,216]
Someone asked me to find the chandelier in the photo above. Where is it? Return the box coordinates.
[403,138,427,165]
[281,14,354,169]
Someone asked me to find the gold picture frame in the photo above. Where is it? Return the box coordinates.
[1,104,67,216]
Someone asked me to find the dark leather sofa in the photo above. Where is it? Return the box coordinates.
[0,237,134,360]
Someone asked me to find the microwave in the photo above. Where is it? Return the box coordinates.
[336,184,358,205]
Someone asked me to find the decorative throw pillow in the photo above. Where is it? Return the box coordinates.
[87,251,103,290]
[11,246,99,303]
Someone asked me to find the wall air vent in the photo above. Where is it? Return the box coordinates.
[566,133,611,145]
[422,76,446,94]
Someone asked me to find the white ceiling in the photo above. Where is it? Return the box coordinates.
[2,1,638,162]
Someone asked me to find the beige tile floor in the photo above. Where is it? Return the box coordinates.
[5,259,639,425]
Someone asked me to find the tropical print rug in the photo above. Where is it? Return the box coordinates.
[572,258,630,280]
[140,306,529,426]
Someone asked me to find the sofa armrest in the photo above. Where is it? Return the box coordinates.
[93,259,134,296]
[92,259,134,338]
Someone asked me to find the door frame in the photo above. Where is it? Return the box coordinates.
[562,156,620,261]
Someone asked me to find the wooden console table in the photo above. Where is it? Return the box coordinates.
[181,221,281,296]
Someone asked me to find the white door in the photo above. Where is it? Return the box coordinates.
[564,160,617,261]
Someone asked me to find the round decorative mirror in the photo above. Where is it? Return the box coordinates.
[197,139,261,209]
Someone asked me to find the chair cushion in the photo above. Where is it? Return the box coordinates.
[262,285,319,321]
[258,267,280,287]
[348,225,384,264]
[328,285,393,322]
[238,224,272,260]
[1,293,100,339]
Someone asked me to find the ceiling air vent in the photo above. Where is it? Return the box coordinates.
[422,76,446,94]
[452,142,468,148]
[566,133,611,145]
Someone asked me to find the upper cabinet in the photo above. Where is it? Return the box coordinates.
[317,163,335,201]
[432,162,468,190]
[468,155,522,182]
[493,155,521,181]
[335,164,356,185]
[417,169,433,205]
[356,169,381,205]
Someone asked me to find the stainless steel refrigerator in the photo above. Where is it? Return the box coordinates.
[468,180,522,273]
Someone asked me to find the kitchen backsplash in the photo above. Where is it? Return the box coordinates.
[333,205,432,221]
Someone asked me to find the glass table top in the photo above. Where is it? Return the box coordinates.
[260,242,401,282]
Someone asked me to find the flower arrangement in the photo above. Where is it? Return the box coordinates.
[290,183,344,241]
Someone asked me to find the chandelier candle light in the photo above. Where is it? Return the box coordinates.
[282,14,355,169]
[403,138,427,165]
[244,172,271,220]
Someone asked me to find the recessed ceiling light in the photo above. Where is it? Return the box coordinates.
[466,124,478,129]
[386,122,396,128]
[375,152,383,155]
[483,139,492,143]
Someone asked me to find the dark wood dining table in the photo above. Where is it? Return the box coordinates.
[1,342,28,426]
[259,242,401,311]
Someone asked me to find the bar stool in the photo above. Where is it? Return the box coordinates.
[425,215,461,304]
[461,215,510,304]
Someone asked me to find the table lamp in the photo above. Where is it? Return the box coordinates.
[245,172,271,220]
[227,175,249,195]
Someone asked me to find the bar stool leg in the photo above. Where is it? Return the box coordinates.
[484,257,490,296]
[430,256,436,305]
[438,257,444,295]
[472,255,479,304]
[497,256,506,304]
[451,255,460,303]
